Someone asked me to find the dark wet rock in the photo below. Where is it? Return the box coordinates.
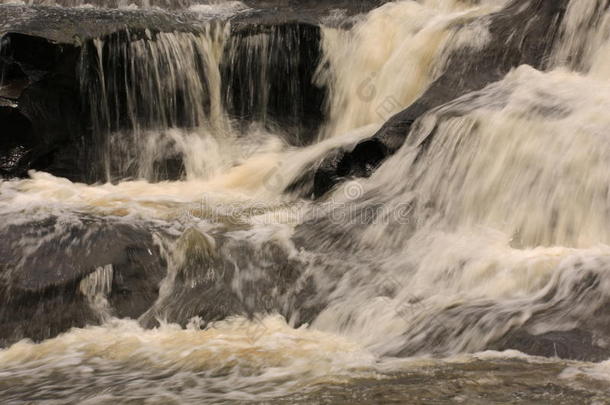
[0,214,321,344]
[0,64,29,99]
[286,137,388,199]
[0,102,34,177]
[286,148,345,199]
[0,280,99,348]
[15,0,390,14]
[222,21,325,146]
[391,307,610,363]
[0,31,84,179]
[22,0,201,8]
[108,243,166,321]
[492,330,610,362]
[0,5,206,44]
[139,228,315,329]
[312,139,386,198]
[489,267,610,362]
[311,0,570,198]
[0,216,166,346]
[0,4,222,181]
[242,0,392,16]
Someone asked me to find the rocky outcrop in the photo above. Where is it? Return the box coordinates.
[139,228,314,330]
[241,0,391,16]
[0,5,203,181]
[0,216,167,346]
[0,31,81,179]
[14,0,391,13]
[0,4,337,182]
[491,329,610,362]
[309,0,570,198]
[0,0,385,345]
[0,217,319,345]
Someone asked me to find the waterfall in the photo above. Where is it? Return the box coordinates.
[77,18,323,182]
[4,0,610,402]
[306,65,610,356]
[80,264,114,321]
[316,0,507,139]
[78,25,232,181]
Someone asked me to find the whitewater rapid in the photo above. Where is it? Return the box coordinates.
[3,0,610,402]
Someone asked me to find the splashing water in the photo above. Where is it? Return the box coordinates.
[3,0,610,402]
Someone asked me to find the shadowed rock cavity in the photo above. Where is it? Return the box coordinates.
[307,0,570,198]
[0,101,34,177]
[0,32,82,179]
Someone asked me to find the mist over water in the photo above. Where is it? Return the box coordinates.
[3,0,610,403]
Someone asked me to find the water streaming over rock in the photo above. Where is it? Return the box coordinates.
[3,0,610,403]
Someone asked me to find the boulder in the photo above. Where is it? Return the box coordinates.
[491,329,610,362]
[139,228,316,329]
[0,216,166,346]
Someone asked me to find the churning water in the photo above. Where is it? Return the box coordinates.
[2,0,610,403]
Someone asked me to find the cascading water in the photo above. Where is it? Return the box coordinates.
[77,14,324,183]
[3,0,610,403]
[79,25,233,181]
[316,0,506,139]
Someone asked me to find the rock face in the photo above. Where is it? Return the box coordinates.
[0,5,202,181]
[0,0,391,182]
[138,228,314,330]
[489,266,610,362]
[0,217,318,346]
[222,21,325,146]
[0,4,332,182]
[310,0,570,198]
[492,330,610,362]
[0,216,167,346]
[3,0,606,365]
[10,0,391,13]
[0,31,81,179]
